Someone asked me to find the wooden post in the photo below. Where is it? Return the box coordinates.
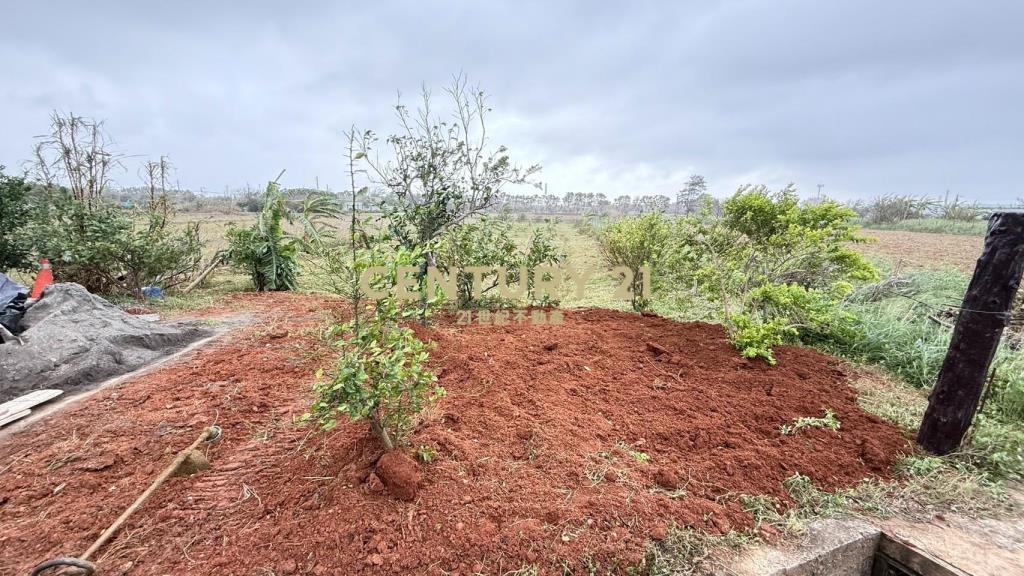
[917,212,1024,454]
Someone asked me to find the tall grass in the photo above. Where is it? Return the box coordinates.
[853,194,983,227]
[830,266,1024,478]
[832,268,965,387]
[859,218,988,236]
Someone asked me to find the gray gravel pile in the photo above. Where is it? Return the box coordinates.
[0,283,210,403]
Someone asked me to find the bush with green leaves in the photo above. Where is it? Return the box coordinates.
[438,215,565,307]
[310,245,444,450]
[863,194,936,225]
[311,303,442,450]
[666,185,877,363]
[0,167,34,272]
[225,181,338,291]
[17,112,204,296]
[29,189,203,297]
[729,314,794,364]
[597,212,670,311]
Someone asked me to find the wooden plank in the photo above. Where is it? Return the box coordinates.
[0,389,64,417]
[917,212,1024,454]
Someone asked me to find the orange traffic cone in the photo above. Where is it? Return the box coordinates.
[30,258,54,299]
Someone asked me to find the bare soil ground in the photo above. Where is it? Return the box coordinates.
[0,293,909,575]
[857,229,983,274]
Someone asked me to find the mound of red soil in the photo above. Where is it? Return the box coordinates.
[375,450,421,501]
[0,295,909,575]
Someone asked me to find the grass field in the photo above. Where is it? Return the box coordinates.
[170,212,634,310]
[170,212,716,316]
[860,218,989,236]
[174,211,987,302]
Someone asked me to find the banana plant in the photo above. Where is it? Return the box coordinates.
[226,179,340,291]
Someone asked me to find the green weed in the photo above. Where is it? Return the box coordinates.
[780,409,840,435]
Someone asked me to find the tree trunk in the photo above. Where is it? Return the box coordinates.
[370,409,395,452]
[917,212,1024,454]
[182,251,226,294]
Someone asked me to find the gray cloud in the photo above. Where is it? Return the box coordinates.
[1,1,1021,202]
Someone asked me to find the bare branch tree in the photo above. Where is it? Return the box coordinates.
[139,155,173,229]
[31,111,124,210]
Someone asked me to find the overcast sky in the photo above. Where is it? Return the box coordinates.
[2,1,1021,202]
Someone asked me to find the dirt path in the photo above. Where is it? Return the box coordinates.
[0,294,909,575]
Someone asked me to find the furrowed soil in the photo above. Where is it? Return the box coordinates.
[857,229,983,274]
[0,293,909,575]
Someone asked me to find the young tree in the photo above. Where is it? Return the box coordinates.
[140,156,173,229]
[598,213,670,311]
[354,74,540,264]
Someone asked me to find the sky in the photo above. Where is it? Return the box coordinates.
[1,1,1022,203]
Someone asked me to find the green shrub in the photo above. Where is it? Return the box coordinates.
[573,211,606,238]
[665,185,876,362]
[311,305,442,450]
[29,190,203,296]
[748,283,860,346]
[935,194,982,222]
[730,314,794,364]
[863,195,936,224]
[597,212,670,311]
[0,167,34,272]
[310,247,444,450]
[438,215,564,307]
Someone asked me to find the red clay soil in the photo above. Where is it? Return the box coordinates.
[0,294,909,575]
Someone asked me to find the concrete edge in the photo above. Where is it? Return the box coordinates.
[713,518,882,576]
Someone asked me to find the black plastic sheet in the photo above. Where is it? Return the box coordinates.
[0,274,28,337]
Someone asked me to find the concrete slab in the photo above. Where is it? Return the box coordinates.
[712,487,1024,576]
[714,518,881,576]
[876,487,1024,576]
[875,533,969,576]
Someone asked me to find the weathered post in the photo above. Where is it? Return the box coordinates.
[917,212,1024,454]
